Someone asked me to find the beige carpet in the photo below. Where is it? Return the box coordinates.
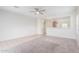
[0,35,79,53]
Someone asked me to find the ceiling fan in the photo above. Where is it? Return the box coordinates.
[31,8,46,15]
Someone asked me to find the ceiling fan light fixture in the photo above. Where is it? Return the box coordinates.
[36,12,40,14]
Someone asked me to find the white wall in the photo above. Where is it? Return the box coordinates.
[0,10,37,41]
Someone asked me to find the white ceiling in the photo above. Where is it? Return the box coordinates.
[0,6,76,18]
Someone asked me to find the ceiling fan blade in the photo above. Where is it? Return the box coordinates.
[39,12,44,15]
[40,9,45,12]
[30,11,38,15]
[34,8,39,11]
